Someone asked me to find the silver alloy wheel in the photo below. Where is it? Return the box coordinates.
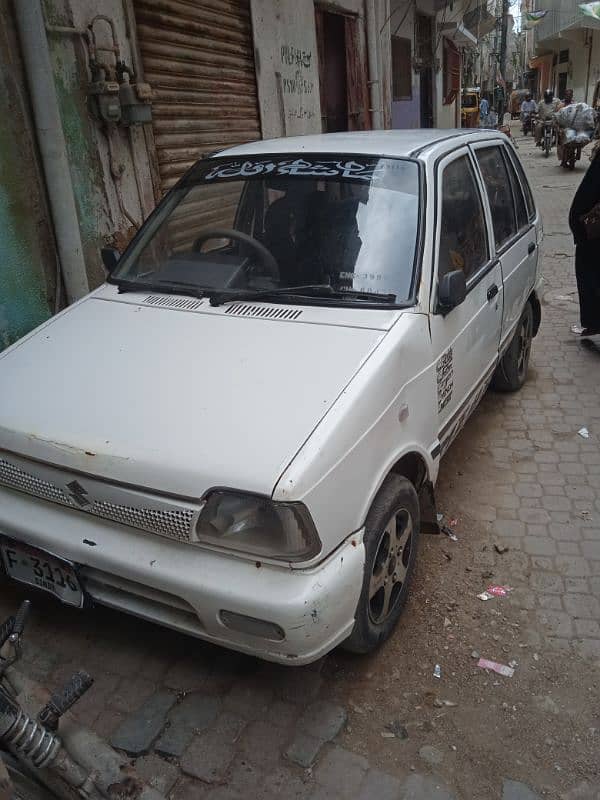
[517,311,533,380]
[368,508,413,624]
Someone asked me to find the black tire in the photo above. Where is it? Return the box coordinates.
[492,302,533,392]
[342,475,419,654]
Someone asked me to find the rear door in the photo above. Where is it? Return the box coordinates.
[429,148,503,455]
[470,142,538,351]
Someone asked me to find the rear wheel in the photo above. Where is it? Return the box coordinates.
[492,302,533,392]
[342,475,419,654]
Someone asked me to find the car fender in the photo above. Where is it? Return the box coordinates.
[273,313,438,558]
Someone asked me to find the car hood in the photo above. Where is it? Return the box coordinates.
[0,291,391,499]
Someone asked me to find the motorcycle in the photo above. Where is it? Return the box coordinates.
[521,111,533,136]
[541,120,555,157]
[557,129,593,169]
[0,600,165,800]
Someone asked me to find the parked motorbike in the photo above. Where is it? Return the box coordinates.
[0,601,164,800]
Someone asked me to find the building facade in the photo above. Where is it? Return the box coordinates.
[531,0,600,101]
[2,0,474,351]
[387,0,482,129]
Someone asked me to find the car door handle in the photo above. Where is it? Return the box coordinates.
[528,242,536,254]
[487,284,499,301]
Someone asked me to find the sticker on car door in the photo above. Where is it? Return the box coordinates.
[436,347,454,412]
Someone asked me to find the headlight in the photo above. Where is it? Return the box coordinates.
[195,491,321,562]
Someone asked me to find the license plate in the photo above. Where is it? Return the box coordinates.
[0,540,83,608]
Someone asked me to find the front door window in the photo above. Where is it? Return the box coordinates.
[438,155,489,282]
[474,146,517,250]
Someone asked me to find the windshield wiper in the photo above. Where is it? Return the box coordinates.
[208,285,397,307]
[111,278,206,299]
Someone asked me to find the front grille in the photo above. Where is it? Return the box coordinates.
[92,500,193,541]
[0,453,199,544]
[0,458,70,506]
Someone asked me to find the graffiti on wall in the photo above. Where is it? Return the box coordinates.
[280,43,317,123]
[250,1,322,137]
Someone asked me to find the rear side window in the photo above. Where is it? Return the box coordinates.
[438,155,489,281]
[506,147,535,220]
[503,148,528,231]
[474,146,517,250]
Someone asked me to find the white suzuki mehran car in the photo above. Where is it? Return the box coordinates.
[0,130,542,664]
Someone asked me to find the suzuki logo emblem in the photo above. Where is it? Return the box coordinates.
[66,480,91,508]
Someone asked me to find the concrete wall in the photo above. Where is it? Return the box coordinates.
[587,32,600,102]
[251,0,381,136]
[389,0,421,128]
[386,0,469,129]
[544,29,600,102]
[434,0,470,129]
[565,29,600,102]
[0,0,55,351]
[251,0,322,138]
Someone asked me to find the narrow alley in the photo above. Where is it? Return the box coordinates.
[0,127,598,800]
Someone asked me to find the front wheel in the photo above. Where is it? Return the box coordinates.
[492,302,533,392]
[544,134,551,157]
[342,475,419,654]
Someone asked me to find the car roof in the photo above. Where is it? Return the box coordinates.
[217,129,508,161]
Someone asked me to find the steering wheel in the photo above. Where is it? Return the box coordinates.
[192,228,279,279]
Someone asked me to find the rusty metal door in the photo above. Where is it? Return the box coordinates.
[134,0,261,194]
[315,9,348,133]
[345,16,370,131]
[315,9,370,133]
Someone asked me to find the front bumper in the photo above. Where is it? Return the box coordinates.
[0,486,365,665]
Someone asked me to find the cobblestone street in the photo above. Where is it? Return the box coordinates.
[1,128,598,800]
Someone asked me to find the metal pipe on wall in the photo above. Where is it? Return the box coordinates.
[366,0,383,129]
[14,0,89,304]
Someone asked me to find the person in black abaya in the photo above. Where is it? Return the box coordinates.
[569,147,600,338]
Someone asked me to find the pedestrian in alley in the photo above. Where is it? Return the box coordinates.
[561,88,575,108]
[479,96,490,127]
[569,147,600,338]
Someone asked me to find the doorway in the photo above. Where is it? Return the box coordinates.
[315,9,370,132]
[317,11,347,132]
[558,70,568,100]
[416,13,434,127]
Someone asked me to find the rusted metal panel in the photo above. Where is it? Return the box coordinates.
[345,16,371,131]
[136,23,250,54]
[134,0,261,196]
[137,0,251,26]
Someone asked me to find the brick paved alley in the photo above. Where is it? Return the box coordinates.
[1,129,598,800]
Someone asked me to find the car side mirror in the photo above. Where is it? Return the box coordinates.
[101,247,120,274]
[438,270,467,312]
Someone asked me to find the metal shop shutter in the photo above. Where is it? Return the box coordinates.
[134,0,261,193]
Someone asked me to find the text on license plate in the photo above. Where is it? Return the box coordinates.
[0,541,83,608]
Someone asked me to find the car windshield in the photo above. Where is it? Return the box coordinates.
[462,95,478,108]
[111,154,421,305]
